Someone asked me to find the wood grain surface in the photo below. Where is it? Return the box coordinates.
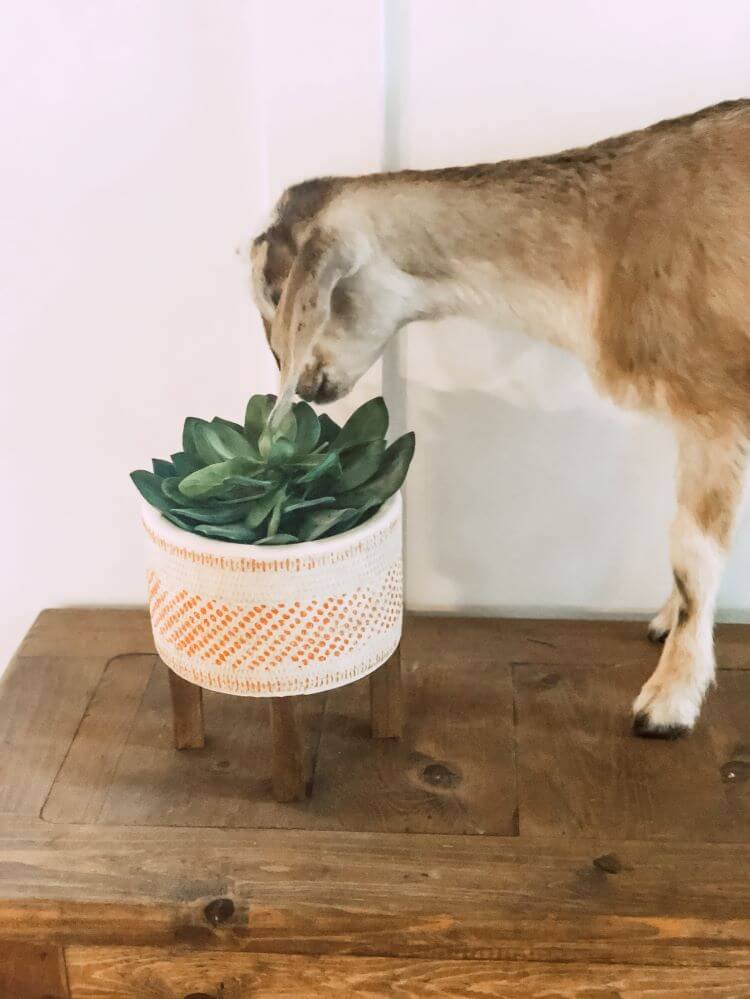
[2,609,748,997]
[1,819,748,967]
[65,947,750,998]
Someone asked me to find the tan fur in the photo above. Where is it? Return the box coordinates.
[251,100,750,735]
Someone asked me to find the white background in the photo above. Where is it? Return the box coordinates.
[2,0,749,670]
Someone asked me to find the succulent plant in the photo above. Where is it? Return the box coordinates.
[131,394,415,545]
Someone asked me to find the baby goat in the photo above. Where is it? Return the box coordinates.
[251,99,750,737]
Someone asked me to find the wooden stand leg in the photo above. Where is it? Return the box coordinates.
[370,644,403,739]
[0,942,68,999]
[270,697,307,802]
[167,667,205,750]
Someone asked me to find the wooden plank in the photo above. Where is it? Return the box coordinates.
[270,698,307,802]
[707,669,750,831]
[2,819,748,966]
[43,650,512,834]
[64,948,750,998]
[308,657,517,835]
[167,667,205,750]
[43,656,155,825]
[0,656,107,816]
[0,941,69,999]
[405,614,750,670]
[369,646,403,738]
[15,609,155,659]
[514,660,749,842]
[82,665,325,829]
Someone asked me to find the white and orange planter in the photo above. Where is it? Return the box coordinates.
[142,493,403,697]
[142,494,404,801]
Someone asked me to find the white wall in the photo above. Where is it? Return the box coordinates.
[1,0,386,669]
[3,1,749,670]
[0,2,265,667]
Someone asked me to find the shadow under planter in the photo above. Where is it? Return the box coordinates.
[167,647,403,801]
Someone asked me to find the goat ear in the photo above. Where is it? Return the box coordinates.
[249,236,278,322]
[271,227,365,415]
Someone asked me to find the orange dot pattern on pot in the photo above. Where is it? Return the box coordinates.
[147,563,402,674]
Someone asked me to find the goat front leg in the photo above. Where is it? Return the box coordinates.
[633,423,746,737]
[647,582,680,643]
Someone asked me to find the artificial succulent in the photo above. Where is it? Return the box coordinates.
[131,394,415,545]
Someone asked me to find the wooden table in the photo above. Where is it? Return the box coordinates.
[1,609,748,997]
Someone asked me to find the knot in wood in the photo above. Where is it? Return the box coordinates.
[593,853,623,874]
[721,759,750,782]
[421,762,461,788]
[203,897,235,926]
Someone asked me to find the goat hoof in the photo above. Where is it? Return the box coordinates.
[632,711,688,740]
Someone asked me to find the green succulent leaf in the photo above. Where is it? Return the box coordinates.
[161,476,189,506]
[170,451,201,477]
[349,498,382,527]
[175,503,253,525]
[261,436,296,464]
[131,470,173,512]
[184,419,218,465]
[266,489,286,538]
[339,440,387,491]
[298,506,359,541]
[295,450,342,484]
[245,487,285,529]
[162,511,196,531]
[255,533,298,546]
[212,494,267,510]
[257,428,271,460]
[206,418,259,461]
[221,474,275,495]
[276,408,297,442]
[318,413,341,445]
[212,416,246,435]
[187,419,253,465]
[292,401,321,454]
[245,394,275,444]
[335,431,415,507]
[179,458,267,499]
[283,495,336,514]
[152,458,175,477]
[332,397,388,452]
[259,412,295,460]
[182,417,204,458]
[291,452,328,469]
[194,522,261,542]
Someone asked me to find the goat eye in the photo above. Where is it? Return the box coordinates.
[270,289,281,307]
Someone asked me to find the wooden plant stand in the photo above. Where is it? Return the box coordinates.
[167,645,403,802]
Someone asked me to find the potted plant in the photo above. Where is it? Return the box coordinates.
[131,394,414,697]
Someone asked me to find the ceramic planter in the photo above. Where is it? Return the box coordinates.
[141,494,403,696]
